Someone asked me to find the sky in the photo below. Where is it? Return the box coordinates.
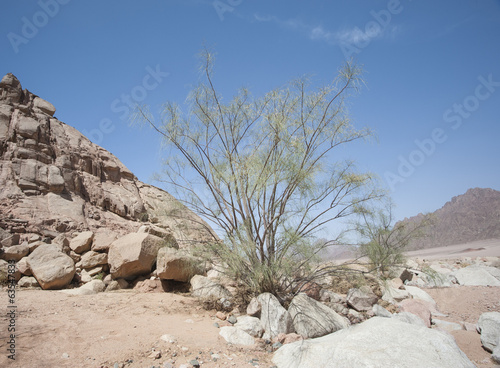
[1,0,500,239]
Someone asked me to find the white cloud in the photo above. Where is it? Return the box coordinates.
[254,13,401,47]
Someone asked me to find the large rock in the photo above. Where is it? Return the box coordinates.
[219,326,255,346]
[452,266,500,286]
[234,315,264,338]
[404,286,437,309]
[288,293,349,338]
[1,242,30,261]
[346,287,378,312]
[27,244,75,289]
[69,231,94,254]
[17,276,39,288]
[77,251,107,269]
[156,247,203,282]
[108,233,164,279]
[190,275,232,300]
[257,293,294,339]
[91,230,118,252]
[272,317,475,368]
[478,312,500,352]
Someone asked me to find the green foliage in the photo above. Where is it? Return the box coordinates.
[355,201,432,274]
[134,49,380,300]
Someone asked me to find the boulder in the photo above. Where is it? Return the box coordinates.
[80,279,106,293]
[288,293,349,339]
[1,242,30,261]
[190,275,232,300]
[219,326,255,346]
[77,251,107,269]
[381,285,409,303]
[234,316,264,338]
[61,279,106,295]
[372,304,392,318]
[108,233,164,279]
[1,234,20,247]
[478,312,500,352]
[138,224,178,246]
[105,279,129,291]
[319,289,344,303]
[404,286,437,309]
[452,266,500,286]
[91,231,118,252]
[272,317,475,368]
[346,287,378,312]
[156,247,203,282]
[17,276,39,288]
[493,345,500,364]
[16,257,32,275]
[257,293,294,339]
[69,231,94,254]
[27,244,75,289]
[246,297,261,317]
[398,299,432,328]
[0,259,21,283]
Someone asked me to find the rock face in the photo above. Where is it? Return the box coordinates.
[26,244,75,289]
[108,233,164,279]
[272,317,475,368]
[288,293,349,338]
[0,73,216,246]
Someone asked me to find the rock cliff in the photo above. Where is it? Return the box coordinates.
[0,73,215,246]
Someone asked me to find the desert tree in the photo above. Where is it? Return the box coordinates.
[133,49,381,299]
[354,200,433,275]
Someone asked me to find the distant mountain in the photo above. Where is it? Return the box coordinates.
[397,188,500,250]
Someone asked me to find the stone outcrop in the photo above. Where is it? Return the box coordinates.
[0,73,216,247]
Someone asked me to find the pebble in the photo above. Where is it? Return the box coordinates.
[227,315,237,324]
[190,359,201,367]
[213,322,220,328]
[61,353,69,359]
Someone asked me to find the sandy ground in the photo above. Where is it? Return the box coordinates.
[405,238,500,260]
[1,285,499,368]
[1,239,500,368]
[0,290,273,368]
[425,286,500,368]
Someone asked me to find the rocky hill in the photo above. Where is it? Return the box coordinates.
[397,188,500,250]
[0,73,215,247]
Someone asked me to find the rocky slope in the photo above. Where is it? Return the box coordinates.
[0,73,215,246]
[398,188,500,250]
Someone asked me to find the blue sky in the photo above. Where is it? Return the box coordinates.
[2,0,500,238]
